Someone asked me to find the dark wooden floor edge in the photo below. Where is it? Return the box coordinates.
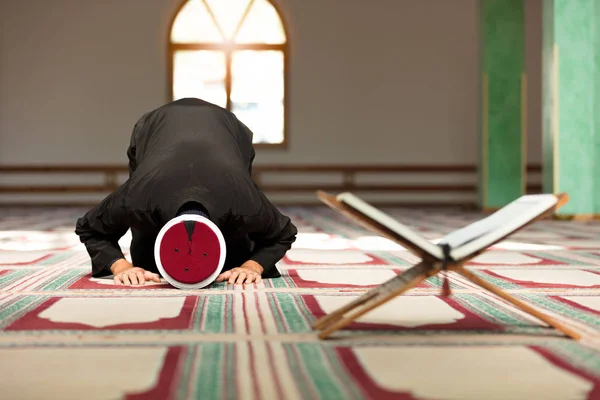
[0,164,543,173]
[0,202,480,209]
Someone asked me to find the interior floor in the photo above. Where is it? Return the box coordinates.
[0,206,599,399]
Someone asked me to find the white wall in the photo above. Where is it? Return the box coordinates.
[0,0,542,204]
[273,0,482,165]
[0,0,487,165]
[0,0,173,164]
[525,0,542,165]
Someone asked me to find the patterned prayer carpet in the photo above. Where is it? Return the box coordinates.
[0,205,599,399]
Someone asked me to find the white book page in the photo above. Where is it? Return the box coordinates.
[441,194,558,261]
[337,192,444,260]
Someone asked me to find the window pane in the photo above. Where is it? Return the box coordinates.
[231,51,284,144]
[172,50,227,107]
[204,0,252,40]
[235,0,286,44]
[170,0,223,43]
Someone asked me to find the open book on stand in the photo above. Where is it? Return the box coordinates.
[312,190,580,340]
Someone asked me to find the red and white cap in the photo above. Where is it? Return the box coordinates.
[154,213,226,289]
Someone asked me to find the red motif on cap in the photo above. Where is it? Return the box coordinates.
[158,220,222,284]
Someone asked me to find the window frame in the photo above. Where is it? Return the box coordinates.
[167,0,290,149]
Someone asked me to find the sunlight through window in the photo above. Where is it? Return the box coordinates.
[169,0,287,145]
[172,51,227,107]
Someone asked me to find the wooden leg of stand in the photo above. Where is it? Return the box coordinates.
[312,291,378,330]
[313,262,435,331]
[317,262,434,339]
[455,267,581,340]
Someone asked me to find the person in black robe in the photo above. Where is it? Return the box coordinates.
[74,98,297,286]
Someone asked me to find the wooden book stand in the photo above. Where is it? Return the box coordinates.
[311,191,581,341]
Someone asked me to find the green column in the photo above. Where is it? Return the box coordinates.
[479,0,526,210]
[542,0,599,216]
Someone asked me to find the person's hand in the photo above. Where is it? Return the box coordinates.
[216,260,264,285]
[113,267,161,286]
[110,259,161,286]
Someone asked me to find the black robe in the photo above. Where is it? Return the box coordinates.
[74,98,297,279]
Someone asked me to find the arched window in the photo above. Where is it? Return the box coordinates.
[169,0,288,146]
